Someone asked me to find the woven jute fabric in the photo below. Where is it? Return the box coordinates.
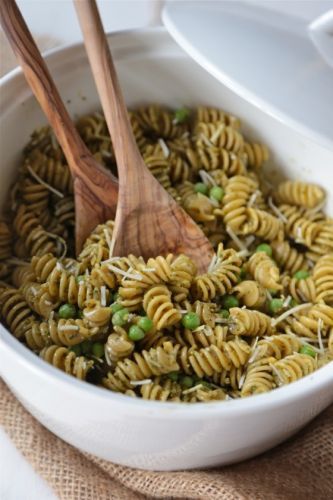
[0,379,332,500]
[1,34,333,500]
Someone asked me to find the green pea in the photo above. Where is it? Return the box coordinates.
[137,316,153,332]
[194,182,209,195]
[76,275,85,283]
[209,186,224,201]
[69,344,82,356]
[222,295,239,310]
[294,270,310,280]
[182,312,200,330]
[299,345,316,358]
[268,298,284,315]
[167,371,179,382]
[255,243,273,257]
[128,325,145,341]
[110,302,124,313]
[174,107,190,123]
[180,375,194,389]
[112,308,129,326]
[219,309,230,319]
[290,298,299,307]
[80,340,92,355]
[92,342,104,358]
[77,309,84,319]
[58,303,77,319]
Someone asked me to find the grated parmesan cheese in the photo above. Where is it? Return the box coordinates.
[317,318,325,353]
[247,190,260,208]
[210,123,225,143]
[58,325,80,331]
[193,325,206,332]
[271,302,312,327]
[206,196,220,207]
[283,295,292,308]
[238,372,246,390]
[268,196,288,223]
[226,226,248,253]
[182,384,203,395]
[207,253,218,273]
[130,379,152,386]
[198,169,217,187]
[158,138,170,158]
[107,264,142,281]
[200,133,213,148]
[27,165,64,198]
[104,347,112,367]
[100,286,107,307]
[270,363,284,386]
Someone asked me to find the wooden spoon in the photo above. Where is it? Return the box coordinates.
[0,0,118,252]
[74,0,214,273]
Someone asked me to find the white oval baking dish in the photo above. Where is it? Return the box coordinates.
[0,28,332,471]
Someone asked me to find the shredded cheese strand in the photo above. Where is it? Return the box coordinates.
[27,165,64,198]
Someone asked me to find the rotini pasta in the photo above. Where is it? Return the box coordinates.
[0,104,331,403]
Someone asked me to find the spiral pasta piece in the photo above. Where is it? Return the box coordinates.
[0,288,35,339]
[242,208,283,241]
[273,353,317,385]
[276,181,325,209]
[282,275,317,303]
[40,345,94,380]
[241,357,277,396]
[195,106,240,129]
[105,326,134,363]
[177,337,250,378]
[196,122,244,153]
[143,285,181,330]
[14,204,57,256]
[271,240,307,274]
[102,341,179,392]
[278,204,321,247]
[247,252,282,291]
[229,307,273,337]
[192,247,242,301]
[313,255,333,304]
[220,175,258,232]
[255,334,302,360]
[234,280,267,309]
[244,142,269,169]
[140,377,182,401]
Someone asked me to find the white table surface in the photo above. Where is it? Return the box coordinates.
[0,1,331,499]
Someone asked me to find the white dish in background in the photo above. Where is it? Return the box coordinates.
[0,28,332,471]
[163,0,333,150]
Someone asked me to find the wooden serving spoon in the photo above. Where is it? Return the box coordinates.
[0,0,118,252]
[74,0,214,273]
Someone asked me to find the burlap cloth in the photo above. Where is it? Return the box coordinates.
[1,33,333,500]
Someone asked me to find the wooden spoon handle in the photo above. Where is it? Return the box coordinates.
[74,0,142,175]
[0,0,117,189]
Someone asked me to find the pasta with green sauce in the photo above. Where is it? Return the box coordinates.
[0,104,332,402]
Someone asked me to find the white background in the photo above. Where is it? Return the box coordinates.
[0,1,332,499]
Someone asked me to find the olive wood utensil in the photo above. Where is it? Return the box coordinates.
[74,0,214,272]
[0,0,118,253]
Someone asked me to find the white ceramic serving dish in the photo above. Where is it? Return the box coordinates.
[0,28,332,471]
